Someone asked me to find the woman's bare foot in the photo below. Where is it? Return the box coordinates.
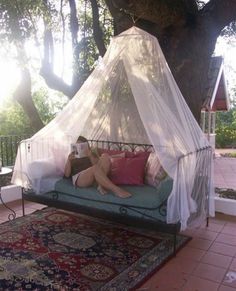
[114,187,132,198]
[97,185,108,195]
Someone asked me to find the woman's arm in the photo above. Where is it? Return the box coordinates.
[64,152,74,177]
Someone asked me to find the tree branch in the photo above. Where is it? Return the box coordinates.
[7,6,44,131]
[68,0,86,94]
[90,0,106,56]
[68,0,79,47]
[13,67,44,131]
[43,29,54,68]
[40,22,76,98]
[40,1,81,99]
[60,0,66,77]
[40,62,76,98]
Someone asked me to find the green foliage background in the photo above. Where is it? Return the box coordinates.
[0,88,67,136]
[216,98,236,148]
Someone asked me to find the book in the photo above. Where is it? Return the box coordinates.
[71,142,89,158]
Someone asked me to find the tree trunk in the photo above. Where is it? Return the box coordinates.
[13,68,44,131]
[104,0,236,122]
[90,0,106,56]
[40,3,80,99]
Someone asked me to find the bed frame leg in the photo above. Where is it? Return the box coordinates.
[21,189,25,216]
[206,216,209,227]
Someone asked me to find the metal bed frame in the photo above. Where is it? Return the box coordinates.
[21,139,212,255]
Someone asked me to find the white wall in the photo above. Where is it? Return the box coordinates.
[0,185,22,203]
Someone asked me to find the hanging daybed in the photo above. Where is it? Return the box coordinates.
[12,27,214,240]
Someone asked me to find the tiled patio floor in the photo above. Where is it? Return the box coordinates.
[215,157,236,190]
[214,149,236,190]
[1,200,236,290]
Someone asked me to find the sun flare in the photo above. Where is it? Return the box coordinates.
[0,58,20,106]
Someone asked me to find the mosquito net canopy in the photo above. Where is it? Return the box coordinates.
[12,26,214,230]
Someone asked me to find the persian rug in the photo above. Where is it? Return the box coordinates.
[0,207,190,290]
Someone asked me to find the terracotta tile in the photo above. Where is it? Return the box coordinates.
[216,233,236,246]
[194,228,219,241]
[219,169,234,174]
[222,270,236,288]
[182,275,219,291]
[224,184,236,190]
[221,226,236,236]
[140,265,189,290]
[165,256,198,274]
[209,242,236,257]
[193,262,227,283]
[230,258,236,272]
[208,218,224,226]
[201,251,232,268]
[201,222,224,232]
[0,209,17,220]
[6,199,23,209]
[177,246,206,261]
[218,285,236,291]
[224,178,236,184]
[188,237,213,251]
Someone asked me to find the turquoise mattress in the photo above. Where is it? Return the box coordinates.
[44,177,173,223]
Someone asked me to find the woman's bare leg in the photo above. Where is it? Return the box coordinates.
[96,154,111,194]
[98,153,111,173]
[76,154,110,189]
[76,153,132,198]
[76,167,95,187]
[93,163,132,198]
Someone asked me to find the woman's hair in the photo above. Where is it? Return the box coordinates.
[76,136,88,143]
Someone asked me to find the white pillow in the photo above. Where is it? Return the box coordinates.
[27,157,58,179]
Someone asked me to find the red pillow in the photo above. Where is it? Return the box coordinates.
[99,148,150,160]
[125,151,150,160]
[109,156,147,185]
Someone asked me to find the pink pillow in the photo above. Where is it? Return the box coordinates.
[109,156,147,185]
[125,151,150,160]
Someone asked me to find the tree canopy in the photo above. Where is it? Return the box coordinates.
[0,0,236,131]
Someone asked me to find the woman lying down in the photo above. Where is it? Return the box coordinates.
[64,136,132,198]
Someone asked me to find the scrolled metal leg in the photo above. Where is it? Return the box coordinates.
[119,206,128,215]
[0,191,16,221]
[52,192,59,200]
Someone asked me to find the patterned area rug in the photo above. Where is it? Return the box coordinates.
[0,208,190,290]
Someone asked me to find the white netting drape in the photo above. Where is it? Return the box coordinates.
[12,27,214,230]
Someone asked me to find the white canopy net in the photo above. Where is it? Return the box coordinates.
[12,27,214,230]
